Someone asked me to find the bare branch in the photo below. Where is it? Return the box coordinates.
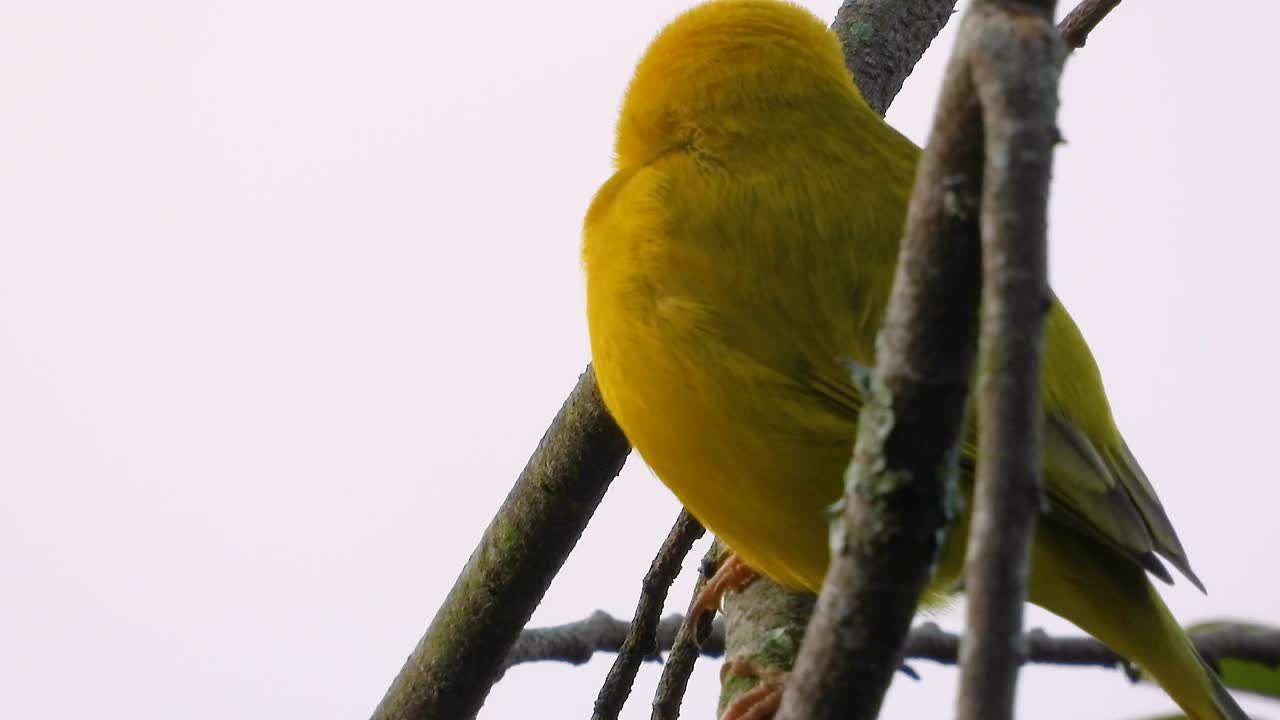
[1197,626,1280,672]
[652,542,723,720]
[501,612,699,672]
[957,3,1064,718]
[371,367,630,720]
[1058,0,1124,50]
[829,0,959,115]
[591,511,705,720]
[505,617,1280,681]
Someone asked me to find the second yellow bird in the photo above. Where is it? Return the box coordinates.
[583,1,1244,718]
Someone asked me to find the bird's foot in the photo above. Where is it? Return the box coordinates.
[718,656,787,720]
[690,551,759,618]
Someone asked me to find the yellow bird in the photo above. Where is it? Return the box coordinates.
[583,1,1245,718]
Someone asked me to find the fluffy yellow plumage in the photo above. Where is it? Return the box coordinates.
[583,2,1245,718]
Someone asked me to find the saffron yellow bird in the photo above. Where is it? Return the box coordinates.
[582,1,1247,718]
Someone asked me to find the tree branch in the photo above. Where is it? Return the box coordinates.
[503,611,724,673]
[651,542,723,720]
[1057,0,1124,50]
[718,574,815,716]
[957,3,1064,718]
[370,367,630,720]
[591,511,705,720]
[829,0,959,116]
[505,617,1280,680]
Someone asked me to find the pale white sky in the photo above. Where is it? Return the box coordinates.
[1,1,1277,719]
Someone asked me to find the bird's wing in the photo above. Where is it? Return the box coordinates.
[1040,416,1204,590]
[954,411,1201,590]
[1026,303,1204,591]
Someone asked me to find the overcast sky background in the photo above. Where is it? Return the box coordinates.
[2,1,1278,719]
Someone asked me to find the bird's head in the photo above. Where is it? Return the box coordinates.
[613,0,870,169]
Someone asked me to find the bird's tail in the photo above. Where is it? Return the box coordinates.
[1123,590,1249,720]
[1028,522,1248,720]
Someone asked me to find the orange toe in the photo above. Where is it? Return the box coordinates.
[718,657,787,720]
[691,551,759,618]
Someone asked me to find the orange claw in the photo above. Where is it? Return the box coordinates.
[718,657,787,720]
[690,551,759,619]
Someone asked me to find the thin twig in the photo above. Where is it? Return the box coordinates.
[505,617,1280,680]
[591,510,705,720]
[1197,626,1280,674]
[500,611,711,673]
[1058,0,1124,50]
[651,543,724,720]
[956,2,1064,718]
[370,367,630,720]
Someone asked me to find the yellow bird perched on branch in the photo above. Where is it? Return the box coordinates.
[582,1,1246,718]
